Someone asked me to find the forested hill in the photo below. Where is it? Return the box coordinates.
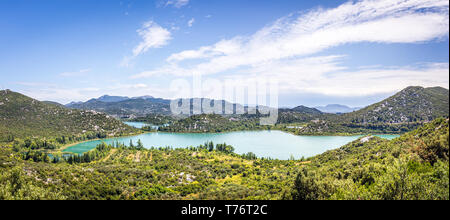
[290,105,322,114]
[277,105,324,124]
[342,86,449,124]
[159,114,269,133]
[66,96,172,118]
[66,96,267,118]
[0,90,138,141]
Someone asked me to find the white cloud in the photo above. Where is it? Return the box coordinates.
[16,82,57,87]
[131,0,449,97]
[17,83,167,104]
[111,83,149,90]
[60,69,91,77]
[166,38,242,63]
[166,0,189,8]
[188,18,195,27]
[18,87,101,104]
[122,21,172,67]
[235,57,449,97]
[313,63,449,96]
[137,0,448,75]
[133,21,172,57]
[131,64,192,78]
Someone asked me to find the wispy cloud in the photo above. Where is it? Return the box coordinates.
[59,68,91,77]
[166,0,189,8]
[132,0,449,96]
[17,86,100,104]
[133,21,172,57]
[122,21,172,67]
[234,58,449,97]
[166,38,242,63]
[188,18,195,27]
[16,82,166,104]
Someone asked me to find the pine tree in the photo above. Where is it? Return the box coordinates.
[137,139,144,150]
[129,140,134,148]
[208,141,214,152]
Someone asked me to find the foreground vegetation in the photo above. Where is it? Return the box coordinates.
[0,90,139,142]
[0,118,448,200]
[293,118,449,200]
[1,141,298,200]
[1,87,448,200]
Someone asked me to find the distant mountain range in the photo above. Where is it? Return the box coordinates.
[91,95,157,103]
[0,90,137,141]
[315,104,361,114]
[64,86,449,123]
[66,95,172,118]
[28,85,450,126]
[0,86,448,140]
[65,96,271,118]
[94,95,130,103]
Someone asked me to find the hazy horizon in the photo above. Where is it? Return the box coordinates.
[5,85,448,110]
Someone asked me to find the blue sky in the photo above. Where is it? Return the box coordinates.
[0,0,448,107]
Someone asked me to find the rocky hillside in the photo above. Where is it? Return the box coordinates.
[0,90,138,141]
[281,86,448,134]
[343,86,449,124]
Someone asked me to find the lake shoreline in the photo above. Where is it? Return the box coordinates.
[124,120,406,136]
[59,131,150,153]
[62,128,400,160]
[60,121,402,157]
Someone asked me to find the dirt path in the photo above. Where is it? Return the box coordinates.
[103,149,117,162]
[134,151,141,162]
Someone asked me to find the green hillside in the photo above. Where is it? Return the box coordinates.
[66,97,172,118]
[285,86,449,135]
[159,114,269,133]
[277,106,324,124]
[344,86,449,124]
[67,97,269,120]
[131,114,176,126]
[0,90,138,141]
[292,118,449,200]
[0,117,447,200]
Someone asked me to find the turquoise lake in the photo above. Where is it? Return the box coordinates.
[123,121,150,128]
[64,122,400,160]
[124,121,159,129]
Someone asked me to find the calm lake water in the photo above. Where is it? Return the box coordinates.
[124,121,161,130]
[64,122,399,159]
